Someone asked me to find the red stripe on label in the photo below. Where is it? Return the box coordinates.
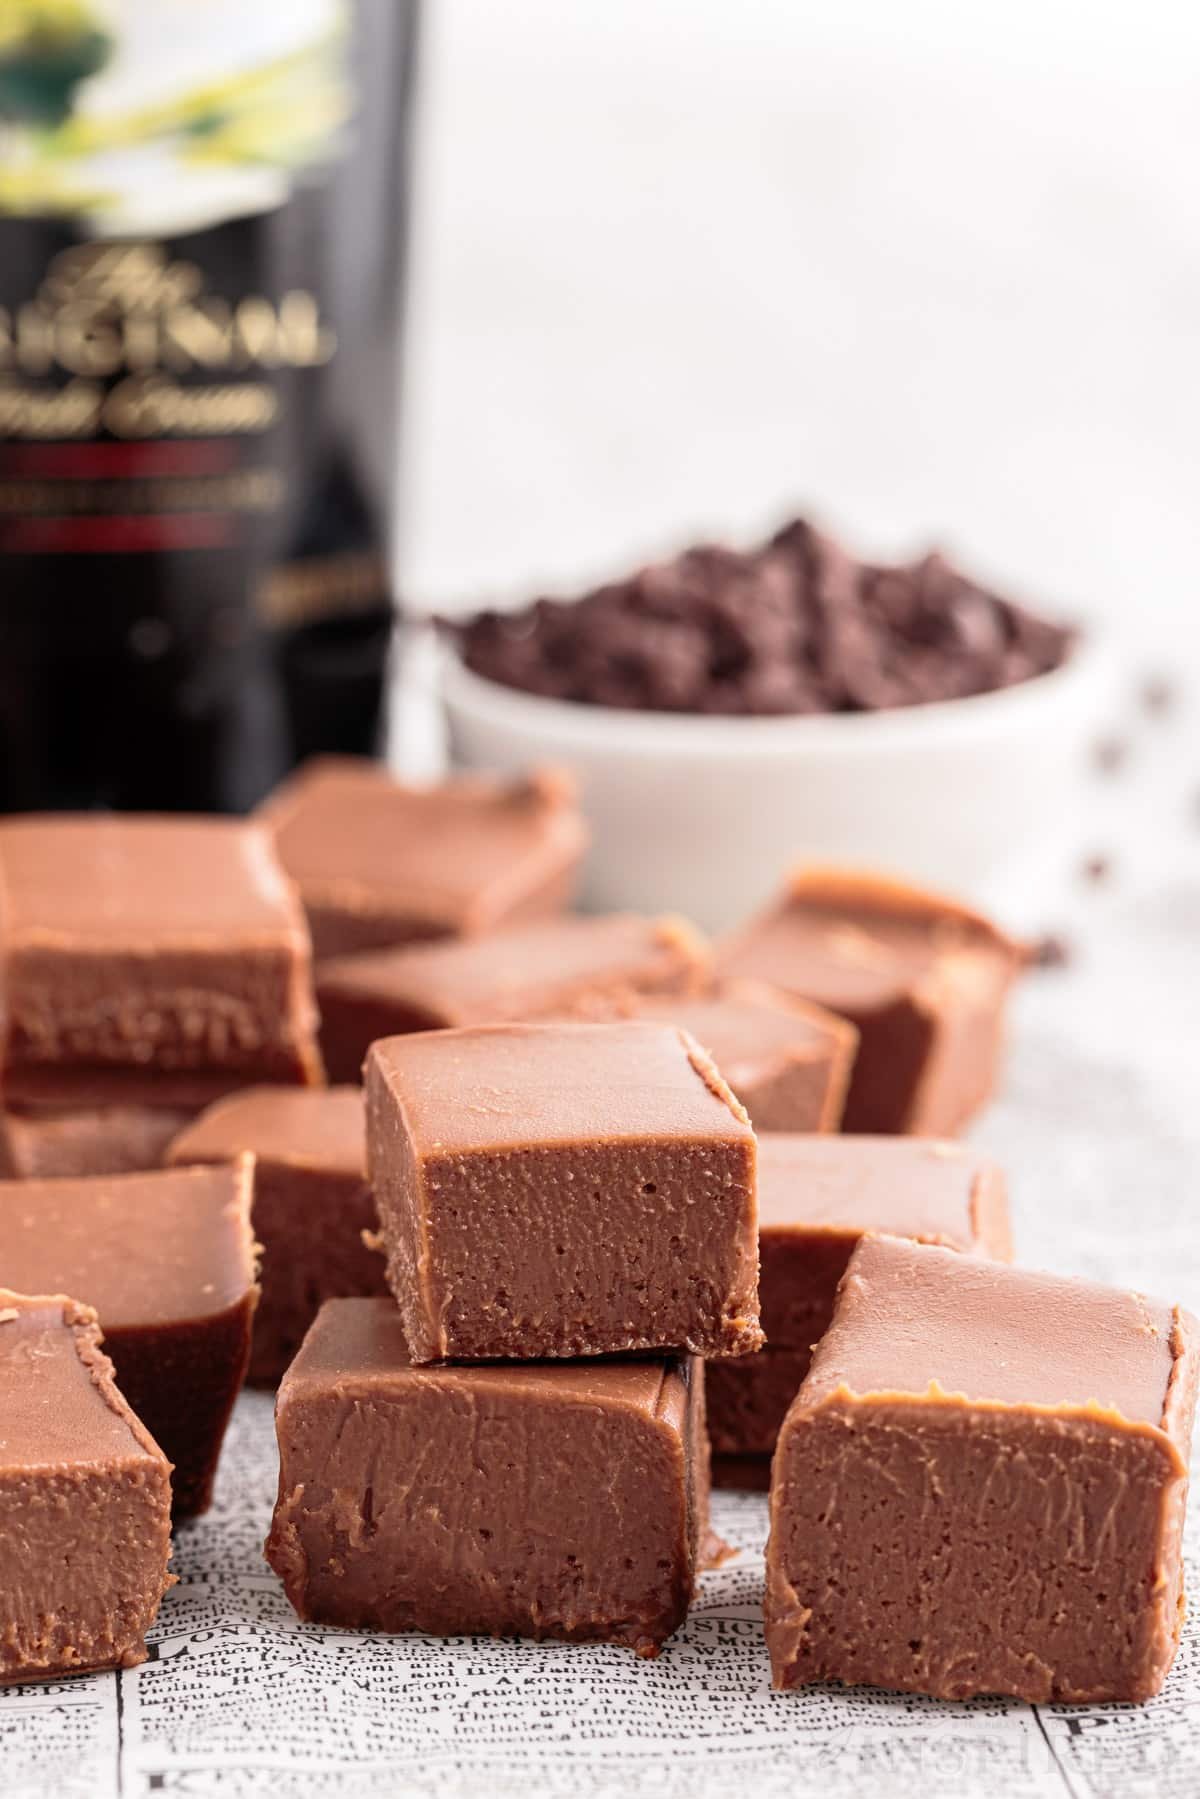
[0,440,239,478]
[0,514,236,553]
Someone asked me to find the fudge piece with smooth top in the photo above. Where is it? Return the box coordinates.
[168,1086,385,1385]
[624,982,856,1133]
[0,816,321,1101]
[316,911,709,1083]
[766,1234,1199,1703]
[261,756,588,960]
[366,1020,761,1363]
[717,868,1024,1134]
[708,1135,1011,1460]
[0,1100,199,1179]
[0,1161,257,1516]
[266,1297,707,1655]
[0,1291,173,1681]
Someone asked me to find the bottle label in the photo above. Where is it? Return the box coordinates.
[0,1,350,233]
[0,0,406,810]
[0,1,386,619]
[0,240,333,556]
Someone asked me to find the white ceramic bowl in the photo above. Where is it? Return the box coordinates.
[440,639,1113,933]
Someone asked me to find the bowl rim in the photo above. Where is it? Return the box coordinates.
[439,630,1112,755]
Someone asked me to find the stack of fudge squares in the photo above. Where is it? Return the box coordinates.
[0,752,1196,1708]
[265,1015,761,1655]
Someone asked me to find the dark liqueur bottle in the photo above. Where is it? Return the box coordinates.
[0,0,418,810]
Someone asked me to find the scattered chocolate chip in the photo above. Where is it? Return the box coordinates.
[1082,854,1113,885]
[1093,736,1129,775]
[446,517,1076,716]
[1028,932,1073,969]
[1141,675,1176,717]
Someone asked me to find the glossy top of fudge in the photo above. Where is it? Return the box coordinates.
[0,1290,165,1469]
[804,1234,1188,1437]
[263,757,587,930]
[768,1234,1197,1705]
[628,982,854,1078]
[0,816,319,1091]
[169,1086,364,1179]
[0,1101,200,1182]
[0,1161,257,1331]
[368,1021,759,1363]
[717,867,1022,1011]
[0,815,304,949]
[368,1020,752,1155]
[756,1135,1006,1246]
[318,913,709,1026]
[287,1297,688,1427]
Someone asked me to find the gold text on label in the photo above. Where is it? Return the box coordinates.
[0,375,278,439]
[0,242,335,379]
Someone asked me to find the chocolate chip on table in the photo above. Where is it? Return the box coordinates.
[1029,932,1073,969]
[1141,675,1176,717]
[1093,736,1130,775]
[447,517,1075,717]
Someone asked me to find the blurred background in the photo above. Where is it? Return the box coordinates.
[395,0,1200,926]
[407,0,1199,640]
[1,0,1196,909]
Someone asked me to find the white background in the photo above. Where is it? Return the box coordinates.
[405,0,1199,654]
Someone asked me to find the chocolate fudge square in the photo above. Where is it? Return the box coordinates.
[709,1348,817,1463]
[0,1161,257,1517]
[0,1291,173,1681]
[168,1086,385,1385]
[707,1136,1010,1456]
[766,1234,1199,1703]
[754,1135,1010,1352]
[266,1298,707,1655]
[262,756,588,960]
[717,869,1023,1134]
[0,1100,199,1179]
[0,816,321,1099]
[366,1021,761,1362]
[625,982,857,1133]
[316,911,709,1083]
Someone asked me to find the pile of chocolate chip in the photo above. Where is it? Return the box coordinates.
[450,517,1074,715]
